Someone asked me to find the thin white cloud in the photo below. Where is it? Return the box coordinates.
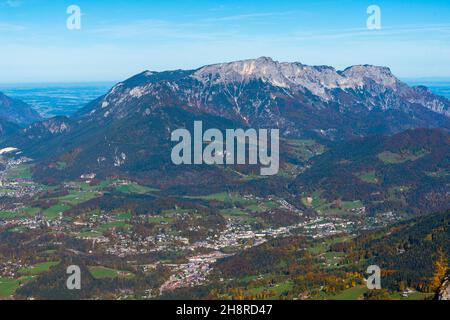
[87,11,300,41]
[203,11,297,22]
[285,24,450,42]
[89,19,239,40]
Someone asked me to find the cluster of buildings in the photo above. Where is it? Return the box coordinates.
[160,252,230,293]
[0,157,41,198]
[156,213,360,292]
[0,158,394,297]
[0,260,23,278]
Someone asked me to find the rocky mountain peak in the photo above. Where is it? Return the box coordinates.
[77,57,449,129]
[23,116,72,135]
[192,56,288,87]
[192,58,404,100]
[341,65,399,89]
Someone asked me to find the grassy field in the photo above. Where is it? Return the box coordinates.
[58,191,99,205]
[114,211,133,220]
[219,208,249,217]
[425,169,450,178]
[246,280,294,298]
[23,189,101,220]
[77,230,102,238]
[70,180,108,191]
[221,280,294,300]
[285,139,326,161]
[355,171,379,184]
[19,206,41,217]
[387,291,434,300]
[330,286,368,300]
[18,261,59,276]
[308,236,352,255]
[190,192,231,202]
[402,292,434,300]
[0,276,35,298]
[147,215,175,224]
[42,203,71,219]
[0,277,21,297]
[302,191,326,208]
[115,182,159,194]
[340,200,364,210]
[388,185,411,202]
[378,150,429,164]
[5,164,33,180]
[303,191,364,216]
[96,221,131,233]
[0,211,22,219]
[88,266,134,279]
[56,161,67,170]
[189,192,254,204]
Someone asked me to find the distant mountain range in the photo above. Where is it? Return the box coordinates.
[0,91,42,139]
[0,83,115,118]
[74,57,450,138]
[0,91,42,126]
[2,57,450,186]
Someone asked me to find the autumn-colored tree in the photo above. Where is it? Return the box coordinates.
[430,247,448,291]
[398,281,407,292]
[365,289,390,300]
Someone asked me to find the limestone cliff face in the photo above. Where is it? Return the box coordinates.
[436,273,450,300]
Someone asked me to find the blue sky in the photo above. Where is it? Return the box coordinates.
[1,0,450,83]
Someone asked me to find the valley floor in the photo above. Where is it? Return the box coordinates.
[0,155,447,300]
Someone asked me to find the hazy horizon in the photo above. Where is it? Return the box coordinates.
[2,75,450,86]
[2,74,450,119]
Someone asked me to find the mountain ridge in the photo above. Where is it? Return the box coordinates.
[0,91,42,126]
[76,57,450,133]
[2,57,450,186]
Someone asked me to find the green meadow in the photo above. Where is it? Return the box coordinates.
[18,261,59,276]
[88,266,134,279]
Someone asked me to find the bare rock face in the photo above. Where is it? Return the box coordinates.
[192,57,401,101]
[437,274,450,300]
[340,65,399,89]
[23,116,72,136]
[92,57,450,125]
